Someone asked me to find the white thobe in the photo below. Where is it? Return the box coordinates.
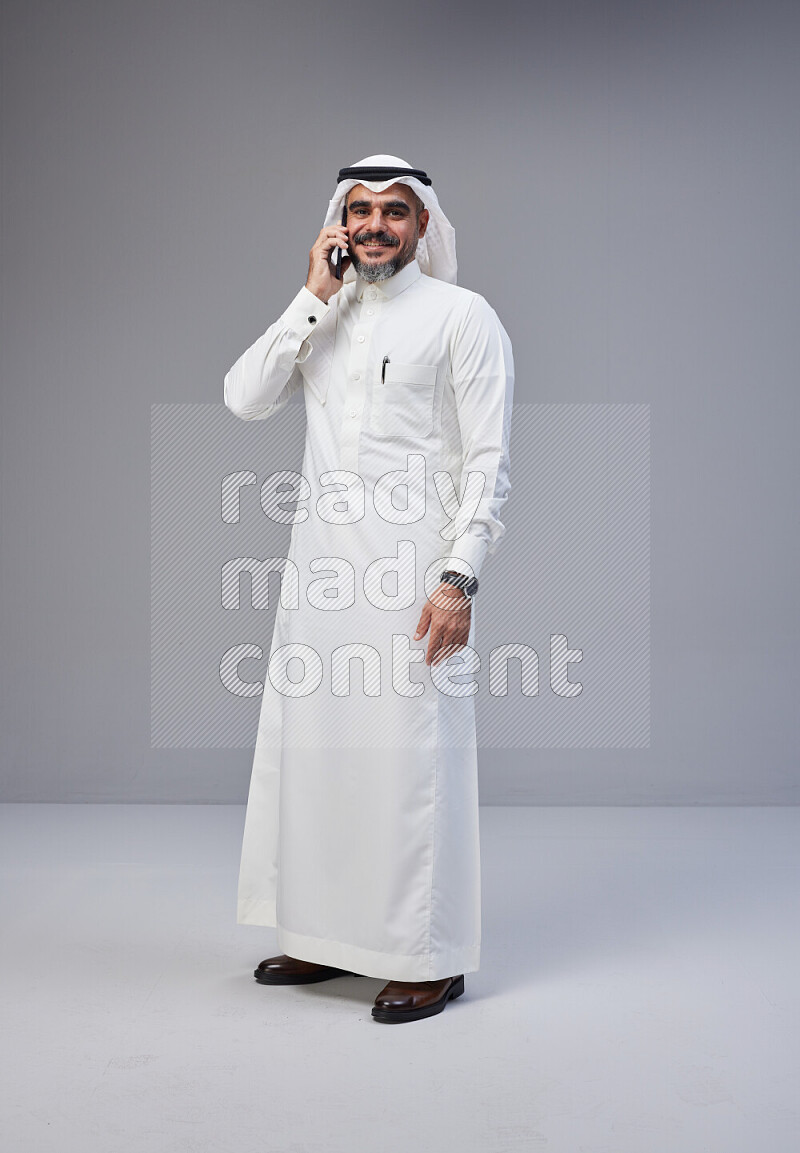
[224,257,513,980]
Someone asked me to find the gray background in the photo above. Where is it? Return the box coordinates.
[1,0,797,803]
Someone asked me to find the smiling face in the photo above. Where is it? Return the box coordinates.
[345,182,429,282]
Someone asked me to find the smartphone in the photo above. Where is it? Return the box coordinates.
[333,203,348,280]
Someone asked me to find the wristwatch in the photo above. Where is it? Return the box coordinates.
[440,570,479,600]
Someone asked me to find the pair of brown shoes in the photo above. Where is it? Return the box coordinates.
[253,954,465,1022]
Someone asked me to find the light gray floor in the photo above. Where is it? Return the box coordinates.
[1,803,798,1152]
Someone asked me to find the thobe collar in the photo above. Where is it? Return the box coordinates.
[355,258,421,302]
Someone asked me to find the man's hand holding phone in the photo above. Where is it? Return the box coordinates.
[305,218,350,304]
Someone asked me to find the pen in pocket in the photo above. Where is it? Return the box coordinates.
[381,356,390,383]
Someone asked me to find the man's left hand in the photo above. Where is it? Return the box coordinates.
[414,582,472,666]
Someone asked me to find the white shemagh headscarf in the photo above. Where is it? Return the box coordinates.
[323,153,458,285]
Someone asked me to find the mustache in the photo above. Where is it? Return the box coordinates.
[353,231,400,248]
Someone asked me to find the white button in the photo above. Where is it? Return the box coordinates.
[352,373,361,381]
[350,409,358,418]
[356,335,365,343]
[366,308,374,316]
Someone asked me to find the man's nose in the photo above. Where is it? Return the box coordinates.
[367,207,386,231]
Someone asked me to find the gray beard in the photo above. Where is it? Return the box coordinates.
[350,237,418,283]
[351,251,404,283]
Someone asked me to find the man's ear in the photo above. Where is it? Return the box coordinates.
[417,208,430,238]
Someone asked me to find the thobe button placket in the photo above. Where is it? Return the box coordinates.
[339,292,386,471]
[341,318,370,471]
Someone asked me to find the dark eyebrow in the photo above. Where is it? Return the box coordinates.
[347,198,411,212]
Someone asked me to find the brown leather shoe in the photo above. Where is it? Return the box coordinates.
[254,953,357,985]
[371,974,465,1023]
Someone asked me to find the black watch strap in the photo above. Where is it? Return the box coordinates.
[440,570,479,598]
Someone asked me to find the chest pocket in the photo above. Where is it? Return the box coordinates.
[370,361,438,439]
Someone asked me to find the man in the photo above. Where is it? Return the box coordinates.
[224,154,513,1023]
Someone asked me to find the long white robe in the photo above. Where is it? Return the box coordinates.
[224,258,513,980]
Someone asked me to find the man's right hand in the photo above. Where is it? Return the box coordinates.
[305,225,351,304]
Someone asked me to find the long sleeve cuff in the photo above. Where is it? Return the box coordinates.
[443,533,490,584]
[279,286,331,358]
